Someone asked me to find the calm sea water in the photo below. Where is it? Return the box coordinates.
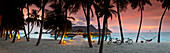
[18,32,170,42]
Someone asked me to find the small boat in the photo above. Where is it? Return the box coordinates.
[34,32,38,34]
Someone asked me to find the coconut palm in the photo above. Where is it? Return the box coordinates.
[157,0,170,43]
[80,0,95,48]
[26,0,41,41]
[93,0,103,44]
[113,0,129,43]
[129,0,152,43]
[99,0,117,53]
[36,0,49,46]
[0,0,27,42]
[58,0,77,44]
[44,2,65,40]
[26,9,40,38]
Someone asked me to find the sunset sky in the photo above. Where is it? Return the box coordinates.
[23,0,170,33]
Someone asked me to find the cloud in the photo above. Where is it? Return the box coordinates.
[76,21,86,25]
[23,0,170,33]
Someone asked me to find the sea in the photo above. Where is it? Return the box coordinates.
[18,32,170,42]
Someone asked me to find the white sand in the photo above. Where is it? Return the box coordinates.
[0,37,170,53]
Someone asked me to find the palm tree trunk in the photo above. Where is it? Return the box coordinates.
[9,30,12,39]
[36,0,45,46]
[136,4,143,43]
[12,13,19,43]
[27,3,30,40]
[116,1,124,43]
[59,6,67,44]
[54,29,57,40]
[0,27,3,38]
[56,30,60,40]
[97,15,101,45]
[21,7,29,41]
[23,26,29,41]
[59,28,66,44]
[17,30,20,40]
[12,30,17,43]
[105,22,108,41]
[99,15,107,53]
[28,24,34,35]
[158,7,168,43]
[5,27,8,40]
[86,2,93,48]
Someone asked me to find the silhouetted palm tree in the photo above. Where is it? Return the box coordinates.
[44,2,64,40]
[93,0,103,45]
[36,0,48,46]
[113,0,129,43]
[0,0,27,42]
[99,0,117,53]
[82,0,94,48]
[26,0,41,41]
[157,0,170,43]
[58,0,76,44]
[129,0,152,43]
[26,9,40,39]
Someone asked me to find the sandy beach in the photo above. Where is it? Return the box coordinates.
[0,38,170,53]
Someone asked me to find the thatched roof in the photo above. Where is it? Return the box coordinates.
[72,25,112,32]
[49,25,112,33]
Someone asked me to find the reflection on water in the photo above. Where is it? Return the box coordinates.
[18,32,170,42]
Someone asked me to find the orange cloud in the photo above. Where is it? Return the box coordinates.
[127,26,158,30]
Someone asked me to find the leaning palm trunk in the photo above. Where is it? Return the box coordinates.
[99,15,107,53]
[105,22,108,41]
[27,3,30,40]
[59,28,66,44]
[56,30,60,40]
[97,15,101,45]
[158,7,168,43]
[136,4,143,43]
[5,27,8,40]
[23,26,29,41]
[36,0,45,46]
[12,30,17,43]
[54,29,57,40]
[116,1,124,43]
[59,6,67,44]
[12,14,19,43]
[87,4,93,48]
[9,30,12,39]
[27,24,34,35]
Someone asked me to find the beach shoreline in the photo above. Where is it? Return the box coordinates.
[0,37,170,53]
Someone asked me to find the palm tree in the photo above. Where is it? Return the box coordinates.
[12,9,23,43]
[99,0,117,53]
[129,0,152,43]
[105,22,108,41]
[93,0,102,44]
[157,0,170,43]
[44,2,64,40]
[26,0,41,41]
[0,0,27,42]
[58,0,76,44]
[36,0,49,46]
[26,9,40,36]
[113,0,129,43]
